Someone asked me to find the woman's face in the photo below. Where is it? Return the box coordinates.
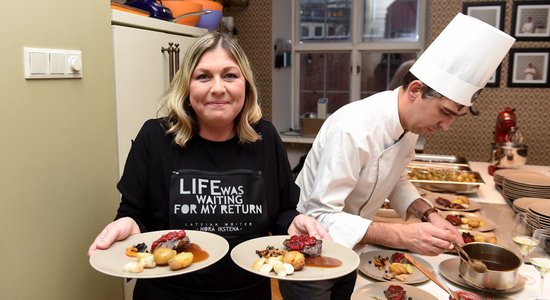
[189,47,246,134]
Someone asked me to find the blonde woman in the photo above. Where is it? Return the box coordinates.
[89,32,328,300]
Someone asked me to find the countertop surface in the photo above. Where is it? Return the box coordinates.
[353,162,550,299]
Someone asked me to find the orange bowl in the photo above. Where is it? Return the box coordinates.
[187,0,223,11]
[162,0,203,26]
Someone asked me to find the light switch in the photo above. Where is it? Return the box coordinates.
[29,52,48,74]
[49,53,66,74]
[24,47,82,79]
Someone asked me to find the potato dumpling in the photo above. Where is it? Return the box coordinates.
[486,236,497,244]
[283,251,305,271]
[168,252,194,270]
[468,219,481,228]
[153,247,177,265]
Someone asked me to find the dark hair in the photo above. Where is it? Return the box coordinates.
[401,71,479,115]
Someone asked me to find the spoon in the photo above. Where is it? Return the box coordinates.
[453,242,488,273]
[404,253,459,300]
[172,10,212,23]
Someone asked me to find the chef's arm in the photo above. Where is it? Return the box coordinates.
[407,198,438,222]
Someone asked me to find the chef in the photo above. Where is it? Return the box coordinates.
[279,13,515,300]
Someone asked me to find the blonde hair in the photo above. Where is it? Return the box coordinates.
[158,32,262,147]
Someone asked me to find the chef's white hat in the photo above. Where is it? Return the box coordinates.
[410,13,515,106]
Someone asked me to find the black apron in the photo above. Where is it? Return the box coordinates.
[134,169,272,300]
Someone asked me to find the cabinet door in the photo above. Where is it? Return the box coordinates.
[113,25,195,174]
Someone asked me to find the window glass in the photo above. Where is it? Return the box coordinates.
[362,0,419,42]
[360,52,417,99]
[299,52,351,116]
[299,0,352,42]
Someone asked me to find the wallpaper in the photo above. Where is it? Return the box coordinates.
[426,0,550,166]
[231,0,549,166]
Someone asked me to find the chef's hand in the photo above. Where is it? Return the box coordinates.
[399,221,459,256]
[428,212,464,245]
[87,217,141,257]
[288,214,332,241]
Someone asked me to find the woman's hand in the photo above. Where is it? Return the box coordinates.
[87,217,141,257]
[288,214,332,241]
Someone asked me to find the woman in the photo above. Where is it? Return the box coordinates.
[88,32,328,299]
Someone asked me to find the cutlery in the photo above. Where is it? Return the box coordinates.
[404,253,459,300]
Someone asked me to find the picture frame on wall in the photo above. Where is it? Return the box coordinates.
[507,48,550,87]
[463,2,505,87]
[463,1,505,30]
[511,1,550,41]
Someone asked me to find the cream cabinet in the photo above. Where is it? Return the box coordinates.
[112,10,206,174]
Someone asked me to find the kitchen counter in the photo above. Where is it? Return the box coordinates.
[353,162,550,299]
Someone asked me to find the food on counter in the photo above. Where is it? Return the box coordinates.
[383,284,406,300]
[445,213,485,229]
[372,254,389,270]
[369,252,414,282]
[435,195,470,209]
[462,231,497,244]
[151,230,190,253]
[168,252,194,270]
[445,214,462,226]
[408,167,479,182]
[381,201,393,209]
[451,290,484,300]
[283,234,323,257]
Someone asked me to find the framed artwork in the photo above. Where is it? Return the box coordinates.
[463,2,505,87]
[507,48,550,87]
[511,1,550,41]
[463,1,505,30]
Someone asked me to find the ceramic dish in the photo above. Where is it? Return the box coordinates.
[439,211,497,232]
[351,282,437,300]
[438,258,525,294]
[89,230,229,278]
[425,192,481,212]
[230,235,360,281]
[358,250,433,284]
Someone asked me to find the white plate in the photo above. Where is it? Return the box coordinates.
[351,282,437,300]
[89,230,229,278]
[230,235,359,281]
[439,211,497,232]
[426,192,481,212]
[358,250,433,284]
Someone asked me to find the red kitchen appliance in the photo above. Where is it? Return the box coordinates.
[489,107,528,175]
[494,107,517,144]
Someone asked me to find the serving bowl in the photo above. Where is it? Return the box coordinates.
[458,242,521,290]
[161,0,203,26]
[189,0,223,31]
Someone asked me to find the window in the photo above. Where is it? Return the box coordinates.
[291,0,427,129]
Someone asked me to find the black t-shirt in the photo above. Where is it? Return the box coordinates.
[115,118,299,297]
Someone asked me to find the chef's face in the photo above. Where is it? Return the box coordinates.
[189,47,246,132]
[408,95,468,135]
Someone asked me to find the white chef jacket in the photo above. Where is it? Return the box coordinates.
[296,88,424,250]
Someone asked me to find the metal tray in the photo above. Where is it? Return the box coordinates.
[413,154,469,167]
[407,167,485,194]
[407,161,471,171]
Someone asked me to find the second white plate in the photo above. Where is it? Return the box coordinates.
[230,235,360,281]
